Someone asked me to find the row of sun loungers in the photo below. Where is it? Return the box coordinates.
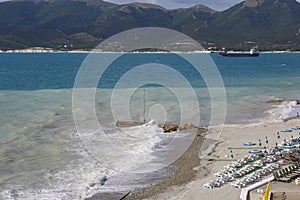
[203,154,280,189]
[231,163,279,188]
[203,128,300,190]
[274,164,300,182]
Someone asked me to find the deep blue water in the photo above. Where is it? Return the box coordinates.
[1,52,299,90]
[0,53,86,90]
[213,53,300,88]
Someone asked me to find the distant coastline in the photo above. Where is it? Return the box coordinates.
[1,48,300,54]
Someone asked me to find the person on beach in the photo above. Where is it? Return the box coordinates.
[297,112,299,118]
[230,150,233,159]
[264,146,267,154]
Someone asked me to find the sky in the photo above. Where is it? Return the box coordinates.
[0,0,299,11]
[0,0,244,10]
[105,0,300,10]
[104,0,245,11]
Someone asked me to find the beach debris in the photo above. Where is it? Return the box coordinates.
[100,175,108,186]
[89,183,96,187]
[119,192,131,200]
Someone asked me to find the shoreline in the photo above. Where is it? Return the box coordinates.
[87,127,208,200]
[125,127,207,200]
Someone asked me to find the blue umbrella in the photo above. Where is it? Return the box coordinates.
[281,129,292,133]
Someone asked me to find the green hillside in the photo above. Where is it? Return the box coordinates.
[0,0,300,51]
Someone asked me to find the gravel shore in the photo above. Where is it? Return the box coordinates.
[122,127,208,200]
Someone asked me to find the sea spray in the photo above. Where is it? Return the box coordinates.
[265,100,300,122]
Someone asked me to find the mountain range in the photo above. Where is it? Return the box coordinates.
[1,0,300,51]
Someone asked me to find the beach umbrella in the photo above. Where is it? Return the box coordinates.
[281,129,292,133]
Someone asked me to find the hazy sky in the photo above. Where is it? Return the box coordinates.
[0,0,245,10]
[106,0,300,10]
[104,0,245,11]
[0,0,299,11]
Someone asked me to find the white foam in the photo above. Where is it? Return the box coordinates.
[2,121,165,199]
[265,100,300,123]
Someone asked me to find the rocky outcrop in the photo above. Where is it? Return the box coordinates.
[163,124,179,133]
[266,99,300,105]
[162,123,204,133]
[116,121,205,133]
[266,99,285,104]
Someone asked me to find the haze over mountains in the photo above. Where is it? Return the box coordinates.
[1,0,300,51]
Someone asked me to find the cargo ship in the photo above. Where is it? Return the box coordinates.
[219,48,259,57]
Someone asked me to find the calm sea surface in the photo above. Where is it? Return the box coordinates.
[0,52,300,199]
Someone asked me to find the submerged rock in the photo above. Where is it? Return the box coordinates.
[266,99,300,105]
[266,99,284,104]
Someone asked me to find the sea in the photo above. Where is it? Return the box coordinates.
[0,52,300,199]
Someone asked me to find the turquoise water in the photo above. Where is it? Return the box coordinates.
[0,52,300,199]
